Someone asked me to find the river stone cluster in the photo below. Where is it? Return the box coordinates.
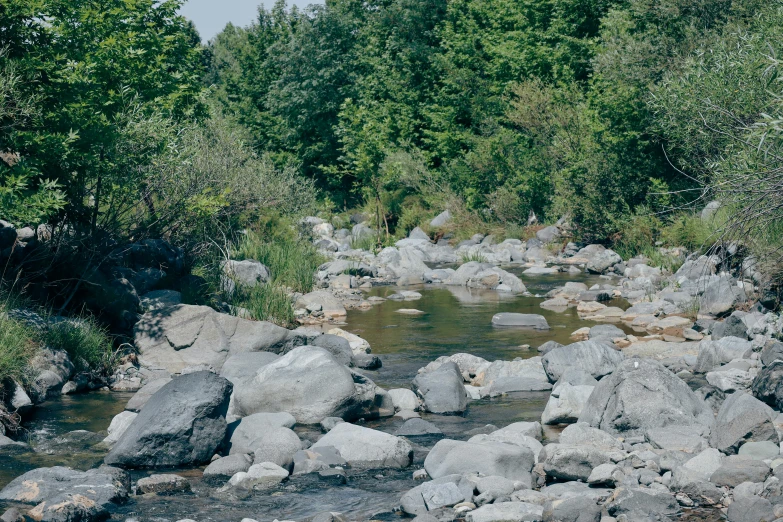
[4,208,783,522]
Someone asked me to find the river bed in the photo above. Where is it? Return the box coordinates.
[1,273,643,521]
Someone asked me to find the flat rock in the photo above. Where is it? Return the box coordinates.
[312,423,413,469]
[491,313,550,329]
[542,341,624,382]
[424,440,535,484]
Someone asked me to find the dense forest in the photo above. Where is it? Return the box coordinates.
[2,0,783,297]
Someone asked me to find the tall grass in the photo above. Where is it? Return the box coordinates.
[233,231,324,293]
[40,317,117,377]
[0,309,37,386]
[230,283,296,327]
[460,250,488,263]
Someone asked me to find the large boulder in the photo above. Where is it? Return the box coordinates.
[579,359,713,437]
[312,423,413,469]
[710,391,778,454]
[584,247,622,274]
[424,439,535,484]
[377,246,430,280]
[134,305,296,374]
[541,341,624,382]
[0,466,129,522]
[412,361,467,414]
[694,336,752,373]
[233,346,372,424]
[104,371,232,468]
[699,275,747,316]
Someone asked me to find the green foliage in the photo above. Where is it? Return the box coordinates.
[0,309,37,386]
[233,231,324,293]
[1,0,207,232]
[229,283,296,327]
[459,251,488,264]
[40,318,116,377]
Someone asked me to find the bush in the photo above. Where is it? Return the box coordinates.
[40,318,116,377]
[662,214,715,253]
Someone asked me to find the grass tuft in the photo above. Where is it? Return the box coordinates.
[460,250,488,264]
[40,317,117,377]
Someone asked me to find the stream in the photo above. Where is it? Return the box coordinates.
[1,272,641,521]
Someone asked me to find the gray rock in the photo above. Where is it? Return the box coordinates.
[726,495,776,522]
[585,247,622,274]
[136,474,190,495]
[139,289,182,312]
[424,439,535,484]
[430,211,452,228]
[543,496,602,522]
[125,377,172,412]
[589,324,625,340]
[0,435,30,455]
[466,502,544,522]
[711,314,749,340]
[203,454,253,483]
[352,352,382,370]
[559,423,622,449]
[400,475,462,515]
[752,361,783,411]
[542,341,623,382]
[605,487,679,517]
[761,341,783,367]
[395,418,443,437]
[312,423,413,469]
[412,361,467,414]
[645,426,707,453]
[700,275,747,316]
[676,256,717,281]
[0,466,129,521]
[312,334,353,366]
[233,346,373,424]
[105,371,232,468]
[295,291,348,319]
[711,391,778,454]
[541,384,594,425]
[292,446,347,475]
[226,412,297,454]
[694,336,752,373]
[541,443,624,481]
[739,441,780,460]
[228,462,288,490]
[710,455,770,487]
[134,305,295,374]
[538,341,563,355]
[579,358,713,437]
[587,463,623,486]
[102,411,138,446]
[388,388,420,411]
[251,427,302,468]
[491,313,550,330]
[222,259,270,291]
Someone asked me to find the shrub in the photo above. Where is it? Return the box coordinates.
[460,250,488,263]
[40,318,116,377]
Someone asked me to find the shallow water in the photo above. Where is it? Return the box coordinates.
[1,273,649,521]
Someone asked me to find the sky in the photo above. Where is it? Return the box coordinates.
[180,0,319,43]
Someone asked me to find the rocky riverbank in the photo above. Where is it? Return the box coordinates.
[2,212,783,522]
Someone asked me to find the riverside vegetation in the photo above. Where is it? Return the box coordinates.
[2,0,783,521]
